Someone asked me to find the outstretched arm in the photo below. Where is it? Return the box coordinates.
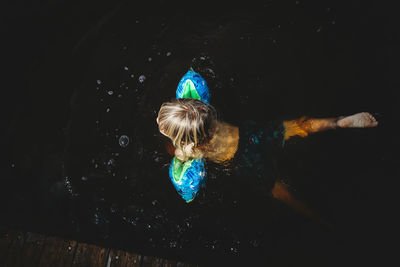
[283,112,378,140]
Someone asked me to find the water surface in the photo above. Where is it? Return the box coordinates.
[2,0,395,265]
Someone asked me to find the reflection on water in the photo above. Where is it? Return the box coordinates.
[2,0,392,265]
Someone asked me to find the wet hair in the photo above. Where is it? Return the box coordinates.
[157,98,217,160]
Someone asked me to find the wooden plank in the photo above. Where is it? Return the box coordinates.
[176,262,198,267]
[3,230,25,267]
[107,249,141,267]
[0,229,199,267]
[19,232,46,267]
[0,230,21,266]
[162,259,177,267]
[38,235,78,267]
[141,255,163,267]
[72,242,109,267]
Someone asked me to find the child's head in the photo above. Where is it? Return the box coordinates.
[157,98,217,152]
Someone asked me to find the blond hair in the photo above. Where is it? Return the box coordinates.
[157,98,217,161]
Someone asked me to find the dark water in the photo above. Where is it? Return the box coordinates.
[2,0,397,266]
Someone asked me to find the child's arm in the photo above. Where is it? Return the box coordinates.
[175,146,190,161]
[283,112,378,141]
[175,143,205,162]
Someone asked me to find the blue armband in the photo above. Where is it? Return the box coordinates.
[169,157,206,203]
[176,69,210,104]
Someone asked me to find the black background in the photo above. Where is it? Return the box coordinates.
[1,0,398,266]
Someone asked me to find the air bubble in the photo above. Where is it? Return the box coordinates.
[119,135,130,148]
[138,75,146,83]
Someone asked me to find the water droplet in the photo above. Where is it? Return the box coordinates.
[68,246,72,251]
[115,255,119,259]
[169,240,177,248]
[138,75,146,83]
[81,176,88,181]
[119,135,130,148]
[107,90,113,95]
[106,108,110,112]
[316,26,322,32]
[118,94,122,98]
[11,163,15,168]
[166,52,172,56]
[124,66,129,71]
[96,80,102,85]
[250,239,259,247]
[130,74,134,78]
[148,57,152,62]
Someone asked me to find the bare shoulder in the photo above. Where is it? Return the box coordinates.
[217,121,239,131]
[204,121,239,163]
